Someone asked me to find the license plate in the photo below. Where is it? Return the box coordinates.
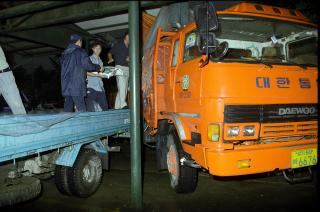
[291,148,317,169]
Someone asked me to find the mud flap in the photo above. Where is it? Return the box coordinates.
[54,140,107,168]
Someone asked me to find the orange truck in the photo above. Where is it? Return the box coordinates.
[142,2,318,193]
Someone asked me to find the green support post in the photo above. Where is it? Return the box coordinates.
[129,0,142,210]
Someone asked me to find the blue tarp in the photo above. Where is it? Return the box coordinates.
[0,110,130,163]
[0,113,76,137]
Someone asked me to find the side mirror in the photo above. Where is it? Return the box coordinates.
[197,33,229,58]
[197,32,217,54]
[194,1,218,33]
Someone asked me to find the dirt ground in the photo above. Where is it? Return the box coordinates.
[3,138,319,212]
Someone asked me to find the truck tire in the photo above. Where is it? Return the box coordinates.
[54,165,72,195]
[156,135,168,170]
[158,120,169,136]
[156,120,169,170]
[67,149,103,198]
[166,129,198,193]
[0,176,41,207]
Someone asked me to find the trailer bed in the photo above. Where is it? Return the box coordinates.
[0,109,130,164]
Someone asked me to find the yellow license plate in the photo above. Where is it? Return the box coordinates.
[291,148,317,169]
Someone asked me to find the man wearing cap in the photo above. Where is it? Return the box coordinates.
[60,34,102,112]
[0,45,26,115]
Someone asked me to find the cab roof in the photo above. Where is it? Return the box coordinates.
[218,2,315,27]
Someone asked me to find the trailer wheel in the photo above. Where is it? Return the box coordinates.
[54,165,72,195]
[68,149,103,198]
[0,176,41,207]
[166,130,198,193]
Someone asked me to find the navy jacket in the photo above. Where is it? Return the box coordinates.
[60,43,100,97]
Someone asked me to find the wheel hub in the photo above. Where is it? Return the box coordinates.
[82,159,97,183]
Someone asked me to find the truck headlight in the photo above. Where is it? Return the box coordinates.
[244,126,255,136]
[227,126,240,137]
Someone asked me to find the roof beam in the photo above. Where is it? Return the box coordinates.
[85,22,128,32]
[0,40,32,56]
[0,1,173,32]
[5,40,27,44]
[89,25,129,34]
[0,24,95,50]
[6,44,46,52]
[0,1,79,19]
[25,50,62,57]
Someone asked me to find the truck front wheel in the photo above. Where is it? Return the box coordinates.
[67,149,103,198]
[166,129,198,193]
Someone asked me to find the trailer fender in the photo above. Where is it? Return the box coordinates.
[84,140,107,154]
[54,140,107,167]
[54,143,82,167]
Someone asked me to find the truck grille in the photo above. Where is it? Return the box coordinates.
[224,104,318,123]
[260,121,318,137]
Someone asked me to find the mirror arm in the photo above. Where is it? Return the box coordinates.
[199,1,210,68]
[199,56,209,68]
[205,1,209,60]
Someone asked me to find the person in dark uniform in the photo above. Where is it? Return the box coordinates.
[60,34,102,112]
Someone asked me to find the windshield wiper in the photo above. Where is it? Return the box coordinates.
[240,57,273,68]
[286,61,308,70]
[256,58,273,68]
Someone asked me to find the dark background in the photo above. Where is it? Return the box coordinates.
[0,0,317,112]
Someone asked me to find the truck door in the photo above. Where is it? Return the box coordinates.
[143,28,175,128]
[174,29,202,113]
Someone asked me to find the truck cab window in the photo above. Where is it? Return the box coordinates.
[183,31,201,62]
[288,37,317,66]
[211,15,317,66]
[171,40,180,67]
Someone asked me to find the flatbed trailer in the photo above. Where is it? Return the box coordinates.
[0,109,130,207]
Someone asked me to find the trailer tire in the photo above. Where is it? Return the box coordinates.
[54,165,72,195]
[68,149,103,198]
[0,176,41,207]
[166,129,198,193]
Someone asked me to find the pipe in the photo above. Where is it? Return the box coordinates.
[129,1,143,210]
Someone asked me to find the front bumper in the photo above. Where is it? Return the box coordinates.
[205,141,317,176]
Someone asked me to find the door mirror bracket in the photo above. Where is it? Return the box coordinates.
[194,1,220,67]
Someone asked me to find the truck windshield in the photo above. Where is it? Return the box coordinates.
[200,15,318,66]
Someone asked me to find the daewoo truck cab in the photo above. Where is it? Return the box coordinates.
[142,2,318,193]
